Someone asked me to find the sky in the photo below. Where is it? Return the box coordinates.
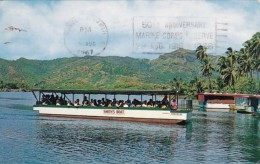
[0,0,259,60]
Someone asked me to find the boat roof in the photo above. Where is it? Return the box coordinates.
[32,89,175,95]
[198,92,260,98]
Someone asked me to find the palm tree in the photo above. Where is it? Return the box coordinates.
[170,77,186,94]
[221,56,239,92]
[257,58,260,81]
[217,47,240,92]
[237,48,254,78]
[214,76,225,92]
[190,76,203,93]
[195,45,215,92]
[247,32,260,60]
[244,32,260,80]
[217,56,228,75]
[201,57,215,92]
[222,67,238,91]
[225,47,237,65]
[196,45,208,61]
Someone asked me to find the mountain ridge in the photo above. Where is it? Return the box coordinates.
[0,49,218,90]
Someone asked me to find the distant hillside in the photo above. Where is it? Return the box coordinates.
[0,49,219,90]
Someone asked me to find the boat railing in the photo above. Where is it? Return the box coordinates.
[33,104,193,112]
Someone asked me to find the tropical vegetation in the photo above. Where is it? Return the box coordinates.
[0,32,259,98]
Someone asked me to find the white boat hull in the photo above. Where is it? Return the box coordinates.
[205,103,230,112]
[33,106,192,124]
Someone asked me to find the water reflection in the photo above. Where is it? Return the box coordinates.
[191,111,260,163]
[36,118,192,163]
[235,114,260,162]
[34,111,260,163]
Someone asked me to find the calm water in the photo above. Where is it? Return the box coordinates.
[0,92,259,163]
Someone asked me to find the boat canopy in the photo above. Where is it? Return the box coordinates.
[32,89,176,95]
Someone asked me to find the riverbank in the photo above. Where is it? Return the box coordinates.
[0,89,30,92]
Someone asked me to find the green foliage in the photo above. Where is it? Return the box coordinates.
[215,32,260,93]
[0,49,206,90]
[220,77,257,94]
[169,77,186,94]
[234,77,257,94]
[196,46,215,92]
[0,31,259,97]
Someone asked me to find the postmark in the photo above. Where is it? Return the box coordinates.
[133,16,228,54]
[64,15,109,56]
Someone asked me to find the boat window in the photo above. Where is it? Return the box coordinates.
[235,98,248,105]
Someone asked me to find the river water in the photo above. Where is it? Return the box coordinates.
[0,92,259,163]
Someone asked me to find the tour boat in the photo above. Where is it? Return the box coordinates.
[32,89,193,124]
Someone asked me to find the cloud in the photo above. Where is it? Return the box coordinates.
[0,0,259,60]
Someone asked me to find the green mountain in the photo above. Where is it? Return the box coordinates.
[0,49,218,90]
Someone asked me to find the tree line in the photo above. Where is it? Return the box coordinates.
[0,81,29,91]
[170,32,260,98]
[0,32,259,95]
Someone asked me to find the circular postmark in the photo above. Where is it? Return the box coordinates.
[64,15,108,56]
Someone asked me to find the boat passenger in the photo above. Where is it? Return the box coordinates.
[171,99,178,110]
[97,100,101,106]
[130,100,136,107]
[59,97,64,105]
[90,99,95,107]
[115,101,121,108]
[127,99,132,107]
[147,99,153,108]
[50,94,55,105]
[97,99,105,107]
[104,99,110,107]
[161,101,167,109]
[142,100,147,107]
[123,101,129,108]
[131,99,139,107]
[112,99,116,106]
[82,96,88,104]
[56,99,61,106]
[83,100,89,106]
[100,101,105,107]
[153,101,159,108]
[119,100,124,107]
[67,100,72,106]
[162,95,169,105]
[54,95,59,104]
[42,95,50,105]
[42,100,48,106]
[147,103,153,108]
[93,99,98,106]
[108,101,113,107]
[101,98,106,105]
[74,99,80,106]
[41,95,47,103]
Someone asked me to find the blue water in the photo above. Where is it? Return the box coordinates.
[0,92,259,163]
